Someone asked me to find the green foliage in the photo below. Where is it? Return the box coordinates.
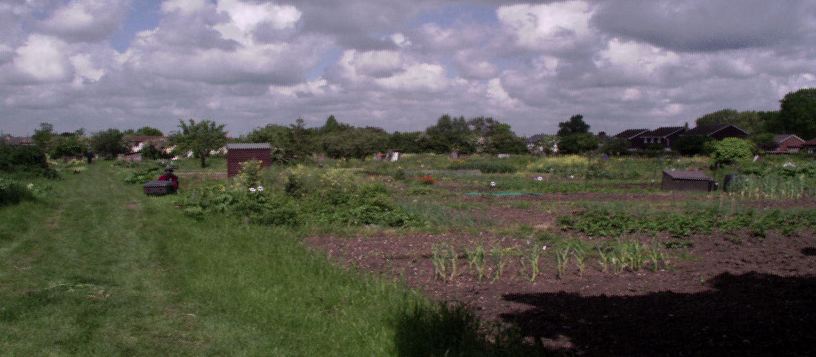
[0,178,34,206]
[431,243,457,281]
[672,135,713,156]
[234,159,264,189]
[127,126,164,136]
[50,133,87,159]
[600,137,630,155]
[448,160,516,173]
[695,109,770,135]
[710,138,754,166]
[32,122,55,152]
[0,143,55,177]
[558,133,599,154]
[424,115,473,154]
[560,206,816,239]
[91,129,127,159]
[123,164,162,184]
[321,127,389,159]
[170,119,227,168]
[772,88,816,139]
[465,245,487,281]
[557,114,590,137]
[140,144,172,160]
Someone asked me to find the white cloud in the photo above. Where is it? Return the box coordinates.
[349,50,403,77]
[70,53,105,84]
[39,0,127,42]
[13,34,72,82]
[498,1,594,53]
[161,0,209,15]
[375,63,449,92]
[214,0,301,46]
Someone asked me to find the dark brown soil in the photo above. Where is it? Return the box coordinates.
[306,230,816,356]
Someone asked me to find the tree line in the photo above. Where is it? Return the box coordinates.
[14,87,816,167]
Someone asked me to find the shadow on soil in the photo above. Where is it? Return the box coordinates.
[500,272,816,356]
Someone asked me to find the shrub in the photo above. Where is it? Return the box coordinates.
[448,160,516,173]
[0,144,56,178]
[235,159,264,189]
[711,138,754,166]
[0,178,34,206]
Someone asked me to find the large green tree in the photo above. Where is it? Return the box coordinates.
[321,127,389,159]
[32,122,55,153]
[171,119,227,168]
[558,133,598,154]
[424,115,473,153]
[91,129,127,160]
[770,88,816,139]
[694,109,771,134]
[557,114,590,137]
[126,126,164,137]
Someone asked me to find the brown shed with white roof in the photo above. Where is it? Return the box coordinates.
[226,143,272,177]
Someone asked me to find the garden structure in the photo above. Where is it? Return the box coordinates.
[226,143,271,177]
[661,169,717,192]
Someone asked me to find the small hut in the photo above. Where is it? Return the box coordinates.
[226,143,272,177]
[661,170,716,192]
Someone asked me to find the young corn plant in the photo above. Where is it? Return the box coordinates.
[555,247,571,279]
[431,243,457,281]
[596,246,610,273]
[431,243,448,281]
[490,247,509,282]
[466,245,487,282]
[646,241,666,272]
[571,243,588,276]
[527,243,544,282]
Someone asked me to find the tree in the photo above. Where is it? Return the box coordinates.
[388,131,423,153]
[50,132,87,158]
[321,127,389,159]
[672,135,713,156]
[600,137,630,156]
[289,118,316,160]
[424,115,473,153]
[32,122,55,152]
[320,115,350,134]
[557,114,590,137]
[710,138,754,167]
[695,109,769,134]
[770,88,816,139]
[558,133,598,154]
[128,126,164,137]
[749,132,776,151]
[244,124,295,163]
[91,129,127,159]
[171,119,227,168]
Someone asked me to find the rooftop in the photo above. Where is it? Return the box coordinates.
[613,129,649,139]
[643,127,686,138]
[663,170,713,181]
[226,143,271,150]
[683,124,747,137]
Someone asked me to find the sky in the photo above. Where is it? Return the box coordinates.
[1,0,815,137]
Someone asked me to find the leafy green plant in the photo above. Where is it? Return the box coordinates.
[555,247,570,279]
[431,243,457,281]
[527,243,544,282]
[465,245,487,282]
[0,178,34,206]
[490,247,510,282]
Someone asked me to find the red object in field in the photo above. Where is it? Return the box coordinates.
[226,143,272,177]
[158,173,179,189]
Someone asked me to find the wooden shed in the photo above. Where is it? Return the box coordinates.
[226,143,272,177]
[661,170,716,192]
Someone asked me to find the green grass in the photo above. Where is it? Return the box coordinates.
[0,162,505,355]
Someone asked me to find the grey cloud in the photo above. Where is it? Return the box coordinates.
[592,0,815,52]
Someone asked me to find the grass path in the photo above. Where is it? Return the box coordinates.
[0,163,425,355]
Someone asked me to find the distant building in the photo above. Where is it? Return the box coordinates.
[635,127,686,150]
[226,143,272,177]
[802,138,816,154]
[681,124,749,140]
[769,134,805,154]
[612,129,649,150]
[2,135,34,146]
[124,135,167,153]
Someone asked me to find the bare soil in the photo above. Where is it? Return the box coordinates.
[307,229,816,356]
